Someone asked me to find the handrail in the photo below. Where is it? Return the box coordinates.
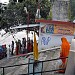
[0,57,67,68]
[0,57,67,75]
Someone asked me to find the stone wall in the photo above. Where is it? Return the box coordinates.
[52,0,70,21]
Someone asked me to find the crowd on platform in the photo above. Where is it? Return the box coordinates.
[10,37,33,55]
[0,36,34,59]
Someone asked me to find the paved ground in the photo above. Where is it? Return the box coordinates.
[0,49,65,75]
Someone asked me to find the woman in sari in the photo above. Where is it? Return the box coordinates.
[59,37,70,73]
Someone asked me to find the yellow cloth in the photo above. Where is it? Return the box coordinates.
[33,32,39,61]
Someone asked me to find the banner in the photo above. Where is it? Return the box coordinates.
[40,24,74,35]
[54,25,74,35]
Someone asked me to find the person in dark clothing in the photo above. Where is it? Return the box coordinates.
[11,41,14,55]
[27,39,33,53]
[30,40,33,52]
[22,38,26,54]
[15,41,19,55]
[18,39,22,54]
[27,37,30,53]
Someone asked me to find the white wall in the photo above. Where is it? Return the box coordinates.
[38,23,74,51]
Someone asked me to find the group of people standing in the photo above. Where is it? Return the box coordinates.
[11,37,33,55]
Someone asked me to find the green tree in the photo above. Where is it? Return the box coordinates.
[1,1,24,28]
[0,0,51,29]
[40,0,51,19]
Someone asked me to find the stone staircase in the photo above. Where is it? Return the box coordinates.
[0,49,65,75]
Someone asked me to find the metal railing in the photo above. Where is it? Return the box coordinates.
[0,57,67,75]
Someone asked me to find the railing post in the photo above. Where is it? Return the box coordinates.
[3,67,5,75]
[41,61,43,75]
[33,62,35,75]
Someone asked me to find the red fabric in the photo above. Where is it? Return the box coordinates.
[29,44,33,52]
[35,19,75,26]
[2,44,6,48]
[27,43,30,52]
[16,46,19,55]
[27,43,33,52]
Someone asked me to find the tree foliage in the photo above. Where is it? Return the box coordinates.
[0,0,51,29]
[40,0,51,19]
